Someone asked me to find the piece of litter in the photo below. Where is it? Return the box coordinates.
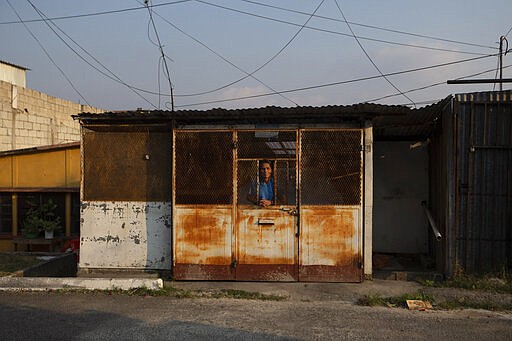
[406,300,432,310]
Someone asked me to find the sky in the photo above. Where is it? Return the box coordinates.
[1,0,511,111]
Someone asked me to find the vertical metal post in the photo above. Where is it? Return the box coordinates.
[499,36,504,91]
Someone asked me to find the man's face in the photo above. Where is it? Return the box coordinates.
[260,162,272,181]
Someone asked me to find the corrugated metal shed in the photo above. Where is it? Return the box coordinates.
[453,90,512,273]
[75,99,449,140]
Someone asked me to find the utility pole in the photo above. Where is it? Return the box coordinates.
[447,36,509,88]
[499,35,505,91]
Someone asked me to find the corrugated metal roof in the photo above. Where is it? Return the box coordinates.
[74,98,451,139]
[455,90,512,103]
[0,141,79,157]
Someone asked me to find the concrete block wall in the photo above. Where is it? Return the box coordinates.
[0,80,104,151]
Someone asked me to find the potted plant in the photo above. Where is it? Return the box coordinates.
[22,199,62,239]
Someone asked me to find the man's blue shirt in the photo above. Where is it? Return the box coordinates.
[259,178,274,201]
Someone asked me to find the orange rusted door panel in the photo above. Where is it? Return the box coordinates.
[236,207,298,281]
[173,206,234,280]
[298,129,363,282]
[299,207,361,282]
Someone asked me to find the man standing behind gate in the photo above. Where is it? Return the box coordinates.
[247,160,274,207]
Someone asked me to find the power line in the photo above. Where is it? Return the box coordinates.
[174,0,489,98]
[177,0,328,101]
[144,0,174,110]
[195,0,491,57]
[7,0,89,105]
[237,0,497,50]
[505,26,512,38]
[1,0,495,54]
[26,0,158,109]
[334,0,415,107]
[365,63,512,104]
[175,53,497,108]
[0,1,192,25]
[144,1,299,105]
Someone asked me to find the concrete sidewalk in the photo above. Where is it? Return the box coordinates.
[0,276,163,291]
[171,279,422,302]
[0,275,421,303]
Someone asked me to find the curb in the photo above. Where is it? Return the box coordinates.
[0,277,163,291]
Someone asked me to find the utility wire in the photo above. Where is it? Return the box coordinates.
[141,1,298,105]
[1,0,494,53]
[505,26,512,38]
[175,53,497,108]
[1,1,490,58]
[7,0,90,105]
[26,0,158,109]
[195,0,490,57]
[175,0,329,101]
[334,0,416,107]
[366,63,512,103]
[237,0,497,50]
[0,1,192,25]
[144,0,174,110]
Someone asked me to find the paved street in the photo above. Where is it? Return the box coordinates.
[0,291,511,340]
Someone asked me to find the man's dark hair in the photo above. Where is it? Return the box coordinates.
[259,159,272,168]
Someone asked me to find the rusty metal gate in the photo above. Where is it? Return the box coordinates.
[173,129,363,282]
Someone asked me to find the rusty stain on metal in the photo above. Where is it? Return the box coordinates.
[299,207,361,282]
[174,207,232,266]
[173,128,363,282]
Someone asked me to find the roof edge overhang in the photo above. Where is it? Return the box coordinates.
[73,103,419,126]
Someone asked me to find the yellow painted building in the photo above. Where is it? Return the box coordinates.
[0,142,80,251]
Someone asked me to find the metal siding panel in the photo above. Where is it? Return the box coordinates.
[299,207,361,282]
[454,94,512,273]
[174,206,232,265]
[235,208,298,281]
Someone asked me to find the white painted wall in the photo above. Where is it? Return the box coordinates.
[373,141,429,254]
[79,201,172,270]
[0,62,26,87]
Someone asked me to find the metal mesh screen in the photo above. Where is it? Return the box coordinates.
[237,131,297,206]
[83,127,172,201]
[175,131,233,204]
[237,160,296,205]
[300,130,362,205]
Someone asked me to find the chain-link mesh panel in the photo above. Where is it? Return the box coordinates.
[237,160,258,204]
[275,160,296,205]
[238,131,296,159]
[175,131,233,204]
[83,127,172,201]
[300,130,362,205]
[237,159,296,205]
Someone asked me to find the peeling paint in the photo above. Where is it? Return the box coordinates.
[80,201,172,270]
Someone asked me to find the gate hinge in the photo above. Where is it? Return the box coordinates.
[231,259,238,268]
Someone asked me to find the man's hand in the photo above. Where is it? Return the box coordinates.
[259,199,272,207]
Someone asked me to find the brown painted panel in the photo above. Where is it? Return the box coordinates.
[174,206,232,280]
[299,264,361,282]
[236,207,297,281]
[83,127,171,201]
[174,264,234,281]
[299,207,361,282]
[236,264,297,281]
